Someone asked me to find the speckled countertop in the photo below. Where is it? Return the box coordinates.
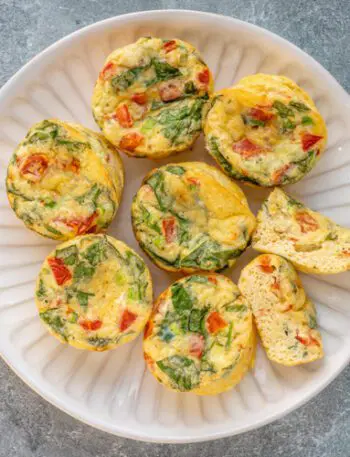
[0,1,349,456]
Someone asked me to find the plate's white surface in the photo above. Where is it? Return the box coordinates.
[0,10,350,443]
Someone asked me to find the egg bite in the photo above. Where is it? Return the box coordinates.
[92,37,214,159]
[204,74,327,187]
[6,120,124,240]
[143,274,255,394]
[35,234,153,351]
[252,188,350,274]
[131,162,256,273]
[238,254,323,365]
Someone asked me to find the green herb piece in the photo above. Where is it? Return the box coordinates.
[88,337,112,348]
[166,165,186,175]
[171,283,193,314]
[55,139,87,150]
[289,101,310,112]
[44,225,63,236]
[111,66,146,91]
[39,309,67,341]
[325,232,338,241]
[6,184,33,202]
[56,245,78,266]
[76,290,94,309]
[68,311,79,324]
[273,100,294,118]
[84,241,106,266]
[76,184,102,208]
[308,314,318,329]
[281,118,296,132]
[225,304,247,313]
[184,81,197,94]
[145,59,182,86]
[226,322,234,349]
[200,358,216,373]
[150,100,166,111]
[188,308,207,333]
[301,115,314,126]
[140,118,157,134]
[36,279,46,299]
[115,271,127,285]
[293,150,316,174]
[44,200,56,208]
[242,115,265,127]
[27,121,60,143]
[73,262,95,281]
[157,355,200,391]
[186,275,209,285]
[287,195,304,209]
[139,205,161,234]
[208,136,240,177]
[125,250,145,274]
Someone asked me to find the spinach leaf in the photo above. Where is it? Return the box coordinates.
[157,355,200,391]
[56,245,78,266]
[208,136,239,177]
[73,262,95,281]
[44,225,63,236]
[281,118,296,133]
[301,116,314,126]
[308,313,318,329]
[84,241,107,266]
[76,290,94,309]
[76,184,102,208]
[325,232,338,241]
[111,66,146,91]
[293,150,316,174]
[158,312,176,342]
[27,120,60,143]
[125,250,145,274]
[225,304,247,313]
[145,59,182,86]
[171,283,193,314]
[273,100,294,118]
[44,200,56,208]
[242,114,265,127]
[166,165,186,175]
[226,322,234,349]
[287,195,304,209]
[36,279,46,299]
[39,309,67,341]
[289,101,310,112]
[6,184,33,202]
[140,243,179,267]
[184,81,197,94]
[146,171,172,211]
[138,205,161,234]
[88,337,112,348]
[188,308,208,333]
[55,139,87,150]
[186,275,209,285]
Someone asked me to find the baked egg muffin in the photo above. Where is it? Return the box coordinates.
[238,254,323,365]
[252,188,350,274]
[143,274,255,394]
[35,234,152,351]
[204,74,327,187]
[6,120,124,240]
[131,162,256,272]
[92,37,213,159]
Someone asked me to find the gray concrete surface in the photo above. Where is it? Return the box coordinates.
[0,1,349,456]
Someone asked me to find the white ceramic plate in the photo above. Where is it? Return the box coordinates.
[0,10,349,443]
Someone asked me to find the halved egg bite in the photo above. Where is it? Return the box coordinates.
[252,188,350,274]
[131,162,256,273]
[92,37,213,159]
[238,254,323,365]
[35,235,153,351]
[204,74,327,187]
[143,274,255,394]
[6,120,124,240]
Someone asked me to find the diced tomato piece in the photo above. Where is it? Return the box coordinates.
[271,278,280,291]
[20,154,48,181]
[131,92,148,105]
[163,40,177,53]
[207,311,227,334]
[120,309,137,332]
[99,61,117,80]
[159,80,182,102]
[208,276,218,285]
[114,104,133,128]
[295,331,320,347]
[187,177,200,186]
[144,352,155,370]
[119,132,144,151]
[80,319,102,331]
[232,138,263,159]
[144,320,154,339]
[295,211,319,233]
[272,164,292,184]
[301,133,323,151]
[248,107,274,122]
[48,257,72,285]
[61,212,97,236]
[258,256,275,274]
[62,157,80,173]
[162,217,177,243]
[189,334,205,358]
[197,68,210,84]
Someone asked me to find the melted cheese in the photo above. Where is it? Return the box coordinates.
[204,74,327,187]
[143,274,255,395]
[35,235,153,351]
[238,254,323,365]
[132,162,256,272]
